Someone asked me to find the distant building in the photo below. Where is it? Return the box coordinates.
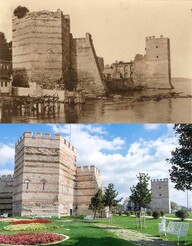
[0,59,12,95]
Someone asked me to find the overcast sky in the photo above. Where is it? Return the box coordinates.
[0,0,192,78]
[0,123,191,208]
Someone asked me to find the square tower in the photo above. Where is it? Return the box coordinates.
[145,35,173,89]
[12,9,70,89]
[13,132,76,217]
[150,178,171,213]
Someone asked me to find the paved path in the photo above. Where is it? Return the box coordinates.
[96,224,176,246]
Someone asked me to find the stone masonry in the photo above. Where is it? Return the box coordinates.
[0,175,13,215]
[12,132,102,217]
[12,9,105,96]
[149,178,171,213]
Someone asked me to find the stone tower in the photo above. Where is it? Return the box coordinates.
[12,132,102,217]
[13,132,76,217]
[12,9,70,89]
[145,35,173,89]
[150,178,171,213]
[76,166,102,215]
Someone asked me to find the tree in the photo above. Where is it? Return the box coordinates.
[171,201,178,212]
[130,173,151,211]
[103,183,122,212]
[166,124,192,191]
[0,32,12,61]
[13,6,29,19]
[89,188,104,218]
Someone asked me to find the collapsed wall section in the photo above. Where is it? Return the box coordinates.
[70,33,106,96]
[0,175,13,215]
[76,165,102,215]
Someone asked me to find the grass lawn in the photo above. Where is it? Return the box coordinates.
[0,216,192,245]
[165,213,192,219]
[0,218,133,246]
[95,215,192,246]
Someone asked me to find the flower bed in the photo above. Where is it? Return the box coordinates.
[0,232,67,245]
[4,223,60,232]
[10,219,51,225]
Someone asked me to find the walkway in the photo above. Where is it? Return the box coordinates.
[96,224,176,246]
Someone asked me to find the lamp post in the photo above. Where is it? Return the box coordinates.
[184,161,192,211]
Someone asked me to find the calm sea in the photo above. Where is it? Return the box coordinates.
[1,80,192,123]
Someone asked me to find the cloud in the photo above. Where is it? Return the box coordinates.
[0,169,13,175]
[144,124,161,130]
[0,144,15,167]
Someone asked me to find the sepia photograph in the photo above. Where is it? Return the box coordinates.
[0,0,191,123]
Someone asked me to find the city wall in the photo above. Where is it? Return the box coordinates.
[0,175,13,215]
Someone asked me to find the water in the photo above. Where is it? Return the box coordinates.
[1,80,191,123]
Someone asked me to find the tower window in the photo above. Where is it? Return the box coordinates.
[42,182,45,190]
[159,187,161,189]
[25,180,29,190]
[156,46,158,48]
[156,56,159,58]
[159,194,161,196]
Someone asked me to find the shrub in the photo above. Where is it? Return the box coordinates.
[13,6,29,19]
[136,211,141,218]
[175,209,189,221]
[10,218,51,225]
[146,210,152,216]
[130,211,135,215]
[160,211,164,216]
[124,211,131,216]
[0,232,65,245]
[118,211,122,216]
[152,210,161,219]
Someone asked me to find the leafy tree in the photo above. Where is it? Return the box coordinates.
[13,6,29,19]
[166,124,192,191]
[0,33,12,61]
[89,188,104,218]
[130,173,151,211]
[103,183,122,212]
[171,201,178,212]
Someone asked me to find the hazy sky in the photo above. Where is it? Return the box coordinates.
[0,123,191,208]
[0,0,192,78]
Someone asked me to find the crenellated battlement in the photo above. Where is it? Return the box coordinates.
[76,165,100,174]
[151,178,168,183]
[0,174,13,182]
[146,35,167,40]
[15,132,75,152]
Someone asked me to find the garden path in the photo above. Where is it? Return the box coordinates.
[96,224,176,246]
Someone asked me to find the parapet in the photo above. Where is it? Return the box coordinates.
[76,165,100,174]
[15,132,76,152]
[151,178,169,183]
[146,35,168,40]
[0,174,14,182]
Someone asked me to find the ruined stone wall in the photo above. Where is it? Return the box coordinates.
[13,132,76,217]
[0,175,13,215]
[76,165,102,215]
[149,178,171,213]
[12,10,70,89]
[70,33,106,96]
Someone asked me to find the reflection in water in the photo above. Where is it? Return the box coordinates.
[1,81,192,123]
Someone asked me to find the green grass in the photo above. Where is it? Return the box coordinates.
[0,219,133,246]
[95,215,192,246]
[0,216,192,245]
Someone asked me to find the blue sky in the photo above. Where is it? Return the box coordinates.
[0,123,191,208]
[0,0,192,78]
